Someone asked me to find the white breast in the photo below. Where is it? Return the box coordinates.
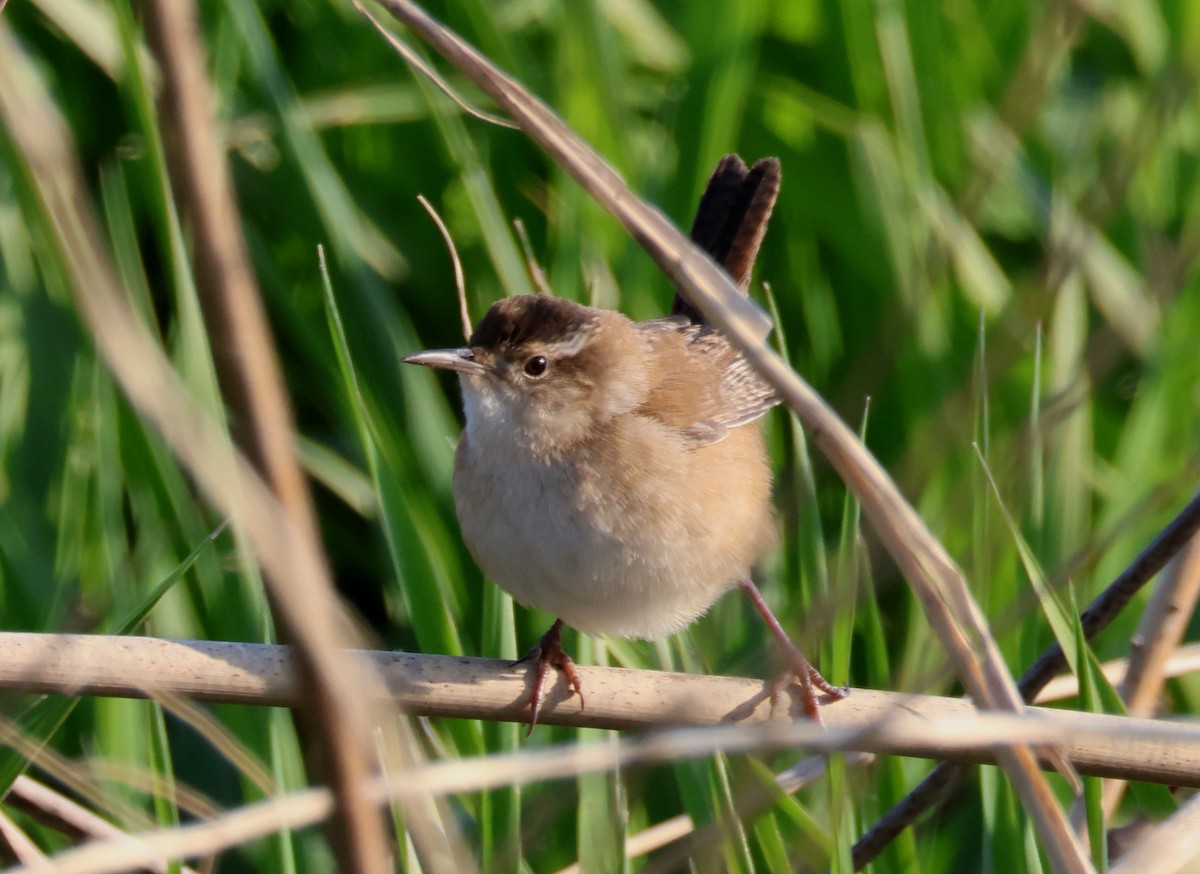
[453,386,748,639]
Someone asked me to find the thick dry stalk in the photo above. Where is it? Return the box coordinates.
[0,808,45,866]
[1035,644,1200,703]
[0,633,1198,787]
[123,4,389,870]
[1108,790,1200,874]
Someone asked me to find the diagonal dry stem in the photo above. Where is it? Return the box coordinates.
[0,13,469,874]
[852,489,1200,868]
[1094,512,1200,820]
[122,3,391,869]
[358,3,1106,868]
[5,776,202,874]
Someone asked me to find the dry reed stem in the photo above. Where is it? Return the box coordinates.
[0,713,169,837]
[1108,790,1200,874]
[1036,643,1200,703]
[5,777,201,874]
[416,195,472,340]
[143,686,276,796]
[0,17,469,874]
[1100,523,1200,818]
[0,808,46,866]
[0,633,1198,788]
[355,0,518,130]
[853,486,1200,869]
[7,708,1200,874]
[514,218,554,295]
[632,753,876,874]
[134,5,389,870]
[368,1,1089,868]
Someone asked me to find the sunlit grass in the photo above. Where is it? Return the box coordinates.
[1,0,1198,870]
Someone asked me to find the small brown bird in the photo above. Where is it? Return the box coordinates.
[405,156,845,726]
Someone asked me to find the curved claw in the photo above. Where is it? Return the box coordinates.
[514,619,585,733]
[769,659,849,722]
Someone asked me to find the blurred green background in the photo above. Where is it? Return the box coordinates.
[2,0,1199,871]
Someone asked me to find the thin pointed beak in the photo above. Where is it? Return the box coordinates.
[402,347,487,375]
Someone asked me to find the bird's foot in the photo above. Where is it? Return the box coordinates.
[512,619,585,732]
[739,578,848,722]
[767,641,849,722]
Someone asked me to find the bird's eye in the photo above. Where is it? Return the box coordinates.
[523,355,548,377]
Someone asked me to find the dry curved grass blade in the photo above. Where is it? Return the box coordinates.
[417,194,472,341]
[356,0,518,130]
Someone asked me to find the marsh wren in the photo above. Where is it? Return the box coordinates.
[405,155,845,726]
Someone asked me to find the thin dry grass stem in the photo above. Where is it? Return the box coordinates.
[371,1,773,338]
[138,687,275,796]
[417,194,471,340]
[1108,790,1200,874]
[354,0,518,130]
[0,808,46,866]
[1118,532,1200,713]
[977,474,1199,682]
[514,218,552,295]
[1021,493,1200,694]
[78,759,221,824]
[1098,522,1200,819]
[0,714,154,834]
[6,776,201,874]
[358,4,1092,868]
[1036,644,1200,703]
[1,634,1199,787]
[10,714,1200,874]
[2,787,332,874]
[130,4,393,869]
[538,753,873,874]
[852,489,1200,869]
[0,737,207,870]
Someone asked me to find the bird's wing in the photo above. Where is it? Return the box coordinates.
[678,325,781,441]
[638,314,693,332]
[636,322,780,446]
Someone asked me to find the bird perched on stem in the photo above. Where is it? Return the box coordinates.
[405,155,846,728]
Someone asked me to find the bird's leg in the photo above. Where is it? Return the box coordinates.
[739,578,848,721]
[512,618,585,731]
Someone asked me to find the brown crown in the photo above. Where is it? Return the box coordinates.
[469,295,597,353]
